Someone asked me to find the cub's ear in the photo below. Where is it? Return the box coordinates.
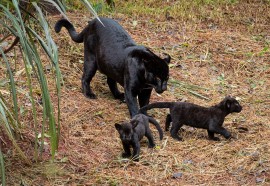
[225,100,231,110]
[226,95,232,98]
[115,123,122,131]
[163,53,171,64]
[130,120,139,129]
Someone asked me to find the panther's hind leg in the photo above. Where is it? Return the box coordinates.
[81,38,98,99]
[170,117,183,141]
[165,114,172,131]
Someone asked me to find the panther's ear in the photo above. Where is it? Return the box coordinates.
[115,123,122,131]
[163,53,171,64]
[130,120,139,129]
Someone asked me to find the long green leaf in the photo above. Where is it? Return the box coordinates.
[32,2,62,146]
[0,98,30,164]
[0,47,19,124]
[43,0,68,20]
[79,0,104,26]
[0,149,6,186]
[1,0,39,161]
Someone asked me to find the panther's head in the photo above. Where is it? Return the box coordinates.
[144,52,170,94]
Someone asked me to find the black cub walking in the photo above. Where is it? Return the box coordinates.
[55,18,170,117]
[139,96,242,141]
[115,114,163,161]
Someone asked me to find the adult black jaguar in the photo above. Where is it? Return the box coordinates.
[55,17,170,117]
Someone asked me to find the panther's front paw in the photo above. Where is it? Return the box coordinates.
[209,136,220,141]
[122,152,131,158]
[132,155,139,162]
[84,92,97,99]
[116,93,125,103]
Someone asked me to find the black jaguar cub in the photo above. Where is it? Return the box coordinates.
[55,18,170,117]
[139,96,242,141]
[115,114,163,161]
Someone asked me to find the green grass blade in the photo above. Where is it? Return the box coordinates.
[32,2,62,149]
[0,93,19,132]
[2,1,39,161]
[79,0,104,26]
[25,32,58,159]
[0,48,19,125]
[0,149,6,186]
[43,0,68,20]
[25,35,58,158]
[0,99,31,165]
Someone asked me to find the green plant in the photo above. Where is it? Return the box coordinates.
[0,0,98,185]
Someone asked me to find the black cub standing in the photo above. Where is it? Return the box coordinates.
[115,114,163,161]
[140,96,242,141]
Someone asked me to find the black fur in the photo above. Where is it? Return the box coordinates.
[55,18,170,117]
[115,114,163,161]
[139,96,242,141]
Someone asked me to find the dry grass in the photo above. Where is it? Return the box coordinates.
[2,1,270,185]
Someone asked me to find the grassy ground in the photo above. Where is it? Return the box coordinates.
[2,0,270,185]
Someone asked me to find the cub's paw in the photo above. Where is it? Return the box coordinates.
[224,132,232,139]
[148,143,155,148]
[122,152,131,158]
[172,135,183,141]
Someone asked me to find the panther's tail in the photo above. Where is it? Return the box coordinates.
[148,117,163,140]
[139,102,173,114]
[54,19,85,43]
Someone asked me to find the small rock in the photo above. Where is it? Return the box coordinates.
[183,159,193,164]
[0,41,9,48]
[172,172,183,179]
[6,52,15,57]
[37,98,43,105]
[226,47,236,53]
[200,55,207,60]
[256,177,264,183]
[208,23,218,30]
[45,65,51,72]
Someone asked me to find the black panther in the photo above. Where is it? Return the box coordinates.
[139,96,242,141]
[115,114,163,161]
[55,18,170,117]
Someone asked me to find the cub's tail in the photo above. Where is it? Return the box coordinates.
[139,102,173,114]
[148,117,163,140]
[54,19,84,43]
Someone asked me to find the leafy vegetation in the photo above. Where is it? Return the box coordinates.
[0,0,98,185]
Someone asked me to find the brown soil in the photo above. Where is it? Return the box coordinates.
[3,2,270,185]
